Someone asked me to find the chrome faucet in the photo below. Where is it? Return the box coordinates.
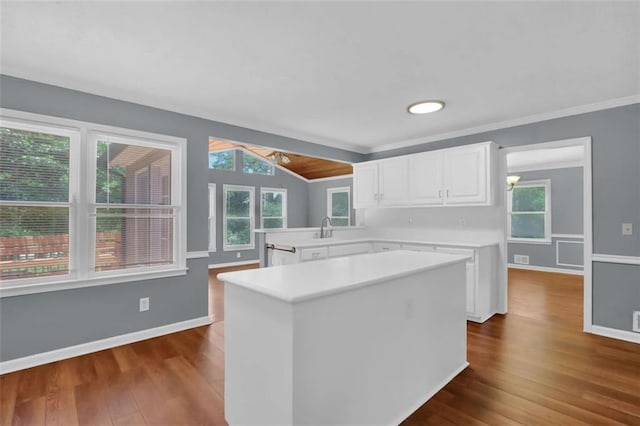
[320,216,333,238]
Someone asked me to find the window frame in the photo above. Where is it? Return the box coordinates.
[0,109,187,298]
[507,179,551,244]
[222,184,255,251]
[327,187,351,227]
[208,149,236,171]
[208,183,216,252]
[260,187,287,229]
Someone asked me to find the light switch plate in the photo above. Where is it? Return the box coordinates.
[622,223,633,235]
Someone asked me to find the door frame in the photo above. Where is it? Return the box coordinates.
[501,136,593,332]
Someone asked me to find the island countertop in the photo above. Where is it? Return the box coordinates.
[217,250,469,303]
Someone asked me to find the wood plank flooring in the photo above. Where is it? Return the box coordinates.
[2,267,639,425]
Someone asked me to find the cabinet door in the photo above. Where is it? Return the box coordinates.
[353,163,379,208]
[378,158,409,206]
[443,144,488,205]
[408,151,444,205]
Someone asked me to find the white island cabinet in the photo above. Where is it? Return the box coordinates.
[219,251,469,426]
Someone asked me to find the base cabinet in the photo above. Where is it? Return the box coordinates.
[268,239,497,323]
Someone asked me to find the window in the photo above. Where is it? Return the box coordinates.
[209,150,235,171]
[0,112,186,294]
[208,184,216,252]
[508,180,551,243]
[327,187,350,227]
[261,188,287,229]
[223,185,255,250]
[0,121,77,281]
[243,152,274,175]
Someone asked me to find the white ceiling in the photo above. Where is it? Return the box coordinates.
[1,1,638,154]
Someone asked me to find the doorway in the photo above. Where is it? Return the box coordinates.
[501,137,593,331]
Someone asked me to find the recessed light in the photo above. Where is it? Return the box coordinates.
[407,100,445,114]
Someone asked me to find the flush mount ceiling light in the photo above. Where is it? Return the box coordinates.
[407,100,445,114]
[267,151,291,164]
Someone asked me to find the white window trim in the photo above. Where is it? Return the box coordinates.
[260,187,287,229]
[327,187,351,226]
[242,151,275,176]
[208,148,236,171]
[507,179,551,244]
[0,109,187,298]
[223,184,255,251]
[208,183,216,252]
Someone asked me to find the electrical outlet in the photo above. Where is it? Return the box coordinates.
[514,254,529,265]
[139,297,149,312]
[236,252,241,259]
[408,218,413,225]
[459,218,466,228]
[622,223,633,236]
[633,311,640,333]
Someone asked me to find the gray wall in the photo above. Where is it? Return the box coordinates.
[0,75,363,362]
[209,150,309,265]
[507,167,584,271]
[307,177,355,227]
[368,103,640,333]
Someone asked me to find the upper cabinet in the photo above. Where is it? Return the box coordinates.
[353,157,409,208]
[355,142,495,209]
[442,144,489,205]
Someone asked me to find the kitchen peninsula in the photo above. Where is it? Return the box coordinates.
[218,250,469,425]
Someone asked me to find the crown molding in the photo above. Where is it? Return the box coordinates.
[368,95,640,154]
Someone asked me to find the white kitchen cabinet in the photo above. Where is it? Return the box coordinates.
[353,163,379,208]
[402,243,497,322]
[300,247,328,262]
[372,242,402,252]
[353,158,409,208]
[328,243,372,258]
[408,151,444,205]
[442,144,490,205]
[355,142,495,208]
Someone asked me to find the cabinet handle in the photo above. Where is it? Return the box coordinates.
[374,193,378,200]
[380,193,384,200]
[438,190,442,198]
[446,189,450,197]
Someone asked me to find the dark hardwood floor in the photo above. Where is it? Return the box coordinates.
[2,267,639,425]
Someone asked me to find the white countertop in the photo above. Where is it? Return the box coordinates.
[267,237,499,249]
[218,250,469,303]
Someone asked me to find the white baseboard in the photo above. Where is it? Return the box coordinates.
[508,263,584,276]
[209,260,259,269]
[0,316,212,374]
[392,361,469,425]
[590,325,640,344]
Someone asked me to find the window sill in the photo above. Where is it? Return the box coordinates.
[0,267,189,298]
[223,245,256,251]
[508,239,552,245]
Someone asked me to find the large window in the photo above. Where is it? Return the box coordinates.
[208,184,216,252]
[223,185,255,250]
[508,180,551,243]
[0,122,77,281]
[209,150,235,171]
[243,152,274,176]
[0,113,186,294]
[327,187,350,227]
[261,188,287,229]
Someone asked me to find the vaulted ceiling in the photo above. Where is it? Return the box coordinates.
[2,2,638,154]
[209,139,353,180]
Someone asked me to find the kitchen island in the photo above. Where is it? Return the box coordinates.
[218,250,469,425]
